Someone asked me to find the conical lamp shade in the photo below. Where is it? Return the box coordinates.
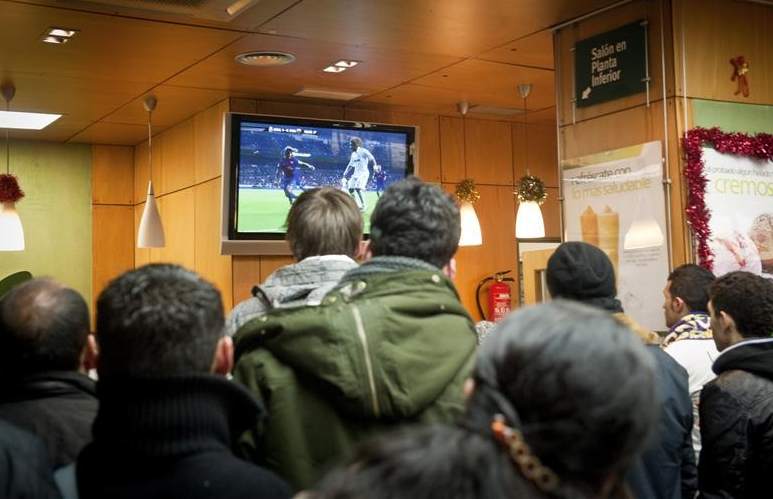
[137,181,165,248]
[624,218,663,250]
[0,201,24,251]
[515,201,545,239]
[458,201,483,247]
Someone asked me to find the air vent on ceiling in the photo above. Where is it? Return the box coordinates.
[78,0,259,22]
[294,88,363,101]
[235,51,295,66]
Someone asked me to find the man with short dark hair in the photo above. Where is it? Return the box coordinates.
[233,176,477,489]
[661,264,717,457]
[226,187,362,336]
[0,278,98,468]
[699,271,773,499]
[72,264,290,499]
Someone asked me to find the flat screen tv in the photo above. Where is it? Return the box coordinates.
[221,112,417,255]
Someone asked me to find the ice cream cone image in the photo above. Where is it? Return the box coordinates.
[598,206,620,280]
[580,206,599,246]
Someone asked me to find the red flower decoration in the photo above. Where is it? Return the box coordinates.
[682,127,773,271]
[0,173,24,203]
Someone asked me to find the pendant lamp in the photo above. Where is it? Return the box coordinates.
[137,95,165,248]
[0,82,25,251]
[455,101,483,247]
[514,83,546,239]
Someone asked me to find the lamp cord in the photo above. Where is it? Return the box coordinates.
[523,95,529,177]
[147,109,152,181]
[5,98,9,175]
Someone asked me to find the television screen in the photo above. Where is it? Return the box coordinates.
[225,113,416,244]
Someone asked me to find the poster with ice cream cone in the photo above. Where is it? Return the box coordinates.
[562,141,668,331]
[702,147,773,279]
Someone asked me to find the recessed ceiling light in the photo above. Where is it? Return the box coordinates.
[41,27,78,45]
[0,111,62,130]
[323,66,347,73]
[235,51,296,66]
[334,60,360,68]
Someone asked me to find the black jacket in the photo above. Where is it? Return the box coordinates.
[627,346,697,499]
[699,338,773,499]
[0,419,61,498]
[0,371,97,468]
[76,374,291,499]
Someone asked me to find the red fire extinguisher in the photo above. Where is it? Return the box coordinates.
[475,270,515,322]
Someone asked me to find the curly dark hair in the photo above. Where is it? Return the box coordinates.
[709,271,773,339]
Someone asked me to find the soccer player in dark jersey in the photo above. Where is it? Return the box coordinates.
[373,164,386,197]
[275,146,315,204]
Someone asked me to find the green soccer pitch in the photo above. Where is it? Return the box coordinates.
[236,188,380,233]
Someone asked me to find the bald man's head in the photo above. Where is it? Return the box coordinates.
[0,278,90,376]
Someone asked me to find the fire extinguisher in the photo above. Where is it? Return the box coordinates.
[475,270,515,322]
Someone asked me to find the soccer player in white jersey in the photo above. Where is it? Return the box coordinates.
[341,137,376,211]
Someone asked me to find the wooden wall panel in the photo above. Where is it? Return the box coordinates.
[542,187,561,239]
[465,119,514,186]
[675,0,773,104]
[232,255,261,305]
[260,101,345,120]
[447,183,518,321]
[513,124,559,187]
[155,189,196,269]
[92,145,133,204]
[194,100,228,184]
[440,116,466,183]
[160,118,196,194]
[133,203,150,267]
[260,255,295,281]
[133,139,162,205]
[560,100,666,160]
[92,205,134,312]
[195,178,233,310]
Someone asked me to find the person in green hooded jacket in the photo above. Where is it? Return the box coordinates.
[233,176,477,490]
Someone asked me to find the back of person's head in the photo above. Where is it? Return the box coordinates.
[667,264,715,312]
[369,176,460,268]
[286,187,363,260]
[709,271,773,339]
[95,264,225,378]
[465,301,657,498]
[314,424,526,499]
[546,242,621,313]
[0,278,89,376]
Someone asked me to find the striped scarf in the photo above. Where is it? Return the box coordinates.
[661,313,713,348]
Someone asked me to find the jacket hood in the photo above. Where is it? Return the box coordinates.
[259,256,357,307]
[235,269,476,420]
[713,338,773,380]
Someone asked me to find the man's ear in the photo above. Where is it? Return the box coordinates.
[212,336,234,376]
[442,257,457,280]
[718,310,736,335]
[463,378,475,399]
[81,334,98,373]
[672,296,687,314]
[357,240,372,262]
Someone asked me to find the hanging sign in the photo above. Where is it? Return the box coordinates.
[574,20,648,107]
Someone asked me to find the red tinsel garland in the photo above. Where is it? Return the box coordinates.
[682,127,773,271]
[0,173,24,203]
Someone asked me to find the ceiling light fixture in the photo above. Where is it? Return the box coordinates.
[41,27,78,44]
[0,111,61,130]
[455,102,483,247]
[226,0,259,16]
[235,51,296,67]
[137,95,165,248]
[514,83,546,239]
[322,60,361,74]
[0,82,25,252]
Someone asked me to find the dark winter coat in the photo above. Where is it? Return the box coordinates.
[699,338,773,499]
[0,419,61,498]
[626,346,697,499]
[75,374,291,499]
[0,371,97,469]
[233,257,478,489]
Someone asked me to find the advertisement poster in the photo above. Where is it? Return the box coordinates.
[702,147,773,278]
[562,141,668,330]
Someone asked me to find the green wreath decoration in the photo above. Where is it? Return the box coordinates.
[516,175,547,205]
